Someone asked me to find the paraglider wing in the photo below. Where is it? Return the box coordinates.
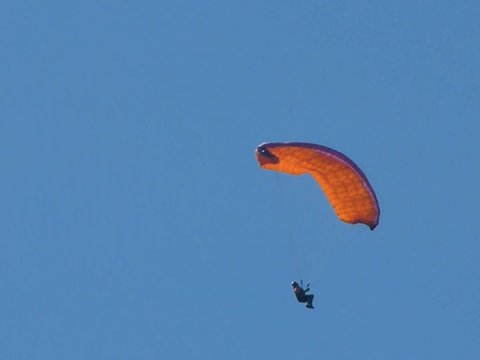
[256,142,380,230]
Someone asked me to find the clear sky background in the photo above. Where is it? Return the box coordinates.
[1,1,479,359]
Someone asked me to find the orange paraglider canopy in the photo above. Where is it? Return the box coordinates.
[256,142,380,230]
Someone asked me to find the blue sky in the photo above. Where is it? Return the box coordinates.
[1,1,479,359]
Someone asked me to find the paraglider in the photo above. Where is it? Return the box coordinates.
[255,142,380,230]
[292,281,314,309]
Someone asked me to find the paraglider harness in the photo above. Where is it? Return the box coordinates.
[291,280,314,309]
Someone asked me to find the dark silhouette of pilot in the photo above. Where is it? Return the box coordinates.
[292,281,314,309]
